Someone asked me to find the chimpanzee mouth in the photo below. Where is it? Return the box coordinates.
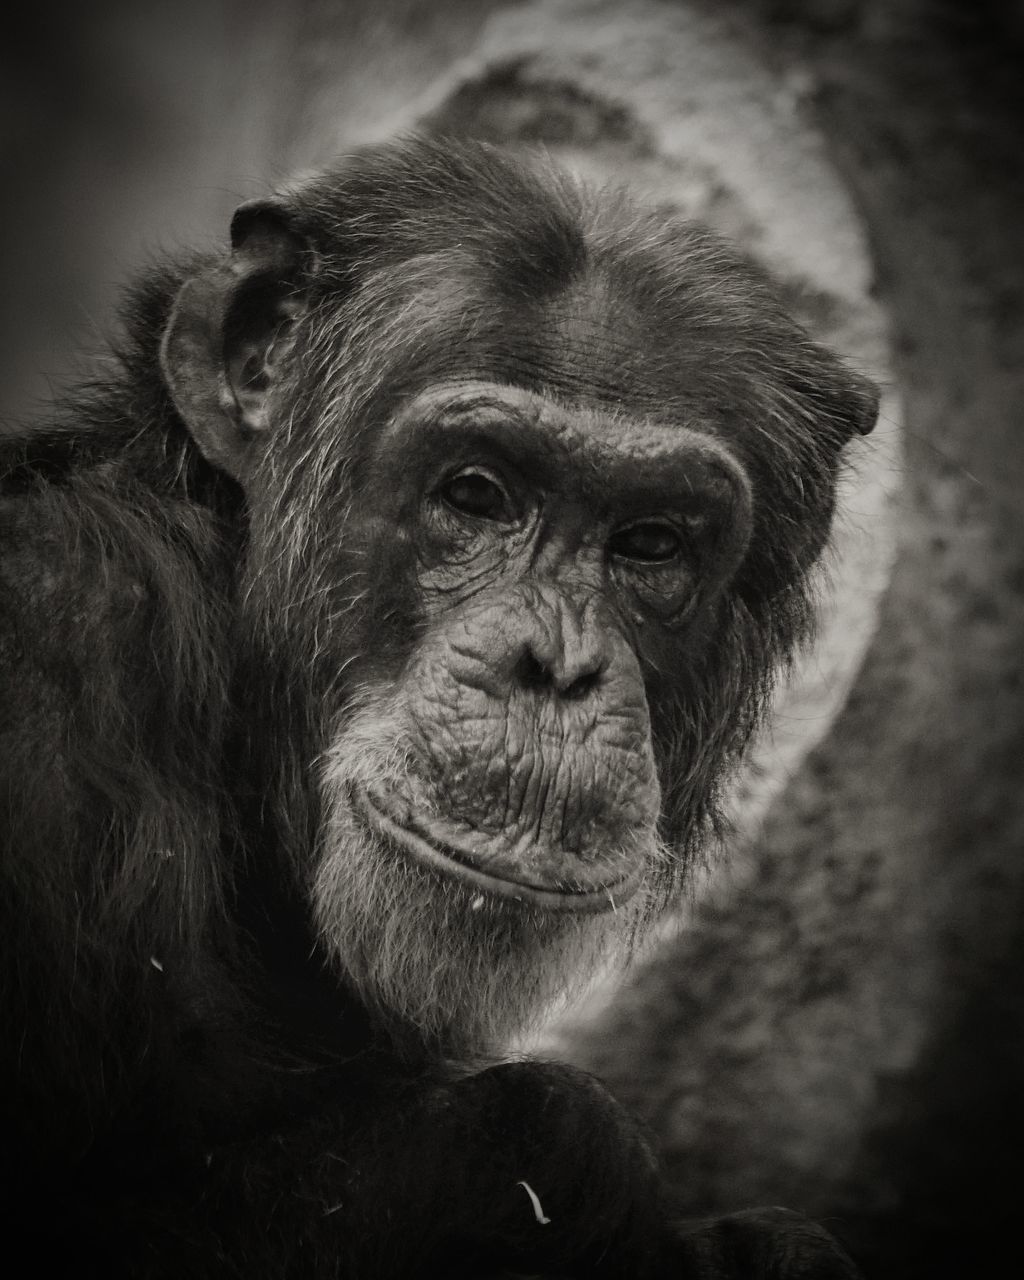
[350,784,642,914]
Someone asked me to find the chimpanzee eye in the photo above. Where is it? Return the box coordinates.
[439,469,514,522]
[608,520,683,564]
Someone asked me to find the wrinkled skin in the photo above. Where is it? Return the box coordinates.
[0,137,875,1277]
[345,381,732,905]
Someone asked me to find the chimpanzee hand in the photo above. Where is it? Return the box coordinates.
[375,1059,670,1278]
[346,1061,862,1280]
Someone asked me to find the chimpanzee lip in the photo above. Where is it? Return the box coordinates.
[351,784,641,915]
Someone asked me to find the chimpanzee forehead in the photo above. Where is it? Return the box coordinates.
[342,250,733,423]
[527,273,676,407]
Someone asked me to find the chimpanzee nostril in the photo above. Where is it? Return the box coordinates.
[516,650,550,691]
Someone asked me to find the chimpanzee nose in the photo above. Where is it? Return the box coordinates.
[513,596,608,700]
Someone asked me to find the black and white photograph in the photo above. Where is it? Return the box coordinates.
[2,2,1021,1276]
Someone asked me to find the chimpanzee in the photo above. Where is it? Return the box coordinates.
[0,137,877,1277]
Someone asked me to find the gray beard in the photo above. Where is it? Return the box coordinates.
[313,694,663,1056]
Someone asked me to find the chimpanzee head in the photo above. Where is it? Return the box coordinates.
[160,137,877,1053]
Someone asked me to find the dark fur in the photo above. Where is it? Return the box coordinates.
[0,138,874,1277]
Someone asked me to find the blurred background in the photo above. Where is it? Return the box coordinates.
[0,0,508,421]
[3,2,1023,1277]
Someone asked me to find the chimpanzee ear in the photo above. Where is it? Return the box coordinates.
[788,347,880,446]
[159,197,316,484]
[830,366,880,439]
